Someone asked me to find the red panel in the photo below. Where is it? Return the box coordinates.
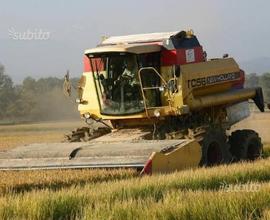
[83,56,104,72]
[194,46,204,63]
[83,55,91,72]
[161,46,204,66]
[176,49,186,64]
[161,50,177,66]
[232,69,245,89]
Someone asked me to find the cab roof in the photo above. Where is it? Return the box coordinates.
[100,31,177,45]
[84,30,199,55]
[84,31,179,55]
[84,43,162,55]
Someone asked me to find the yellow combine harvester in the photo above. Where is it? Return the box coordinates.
[0,30,265,174]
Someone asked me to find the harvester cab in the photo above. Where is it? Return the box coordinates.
[79,31,202,121]
[0,30,265,174]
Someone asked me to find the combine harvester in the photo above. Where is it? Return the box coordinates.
[0,30,265,174]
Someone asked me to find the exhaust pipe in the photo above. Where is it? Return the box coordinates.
[189,88,264,112]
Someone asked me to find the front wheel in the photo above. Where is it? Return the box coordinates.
[200,128,232,166]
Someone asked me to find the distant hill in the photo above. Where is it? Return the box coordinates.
[239,57,270,75]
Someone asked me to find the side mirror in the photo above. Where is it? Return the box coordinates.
[167,79,178,93]
[175,65,181,77]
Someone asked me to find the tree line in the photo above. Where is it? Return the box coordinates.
[0,63,269,123]
[0,64,79,123]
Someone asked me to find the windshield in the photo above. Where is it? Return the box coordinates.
[88,53,144,115]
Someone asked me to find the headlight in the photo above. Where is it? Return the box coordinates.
[154,109,160,117]
[75,98,81,104]
[84,113,91,119]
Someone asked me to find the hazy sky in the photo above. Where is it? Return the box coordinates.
[0,0,270,82]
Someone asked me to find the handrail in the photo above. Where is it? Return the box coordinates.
[139,67,168,86]
[138,67,172,117]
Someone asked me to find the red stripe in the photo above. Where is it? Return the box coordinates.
[161,46,204,66]
[140,159,152,175]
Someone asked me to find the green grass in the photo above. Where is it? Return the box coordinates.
[2,183,270,220]
[85,184,270,220]
[263,143,270,158]
[0,158,270,219]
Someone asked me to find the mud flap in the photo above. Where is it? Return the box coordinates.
[141,140,201,174]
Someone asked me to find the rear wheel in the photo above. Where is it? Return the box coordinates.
[229,130,262,161]
[200,128,232,166]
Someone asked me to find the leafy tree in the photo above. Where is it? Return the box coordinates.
[0,64,14,119]
[245,73,259,88]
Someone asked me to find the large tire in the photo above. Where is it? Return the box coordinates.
[229,130,263,161]
[200,128,232,166]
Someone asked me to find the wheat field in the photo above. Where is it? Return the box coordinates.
[0,159,269,219]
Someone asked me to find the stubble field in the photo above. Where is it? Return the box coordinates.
[0,114,270,220]
[0,120,84,150]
